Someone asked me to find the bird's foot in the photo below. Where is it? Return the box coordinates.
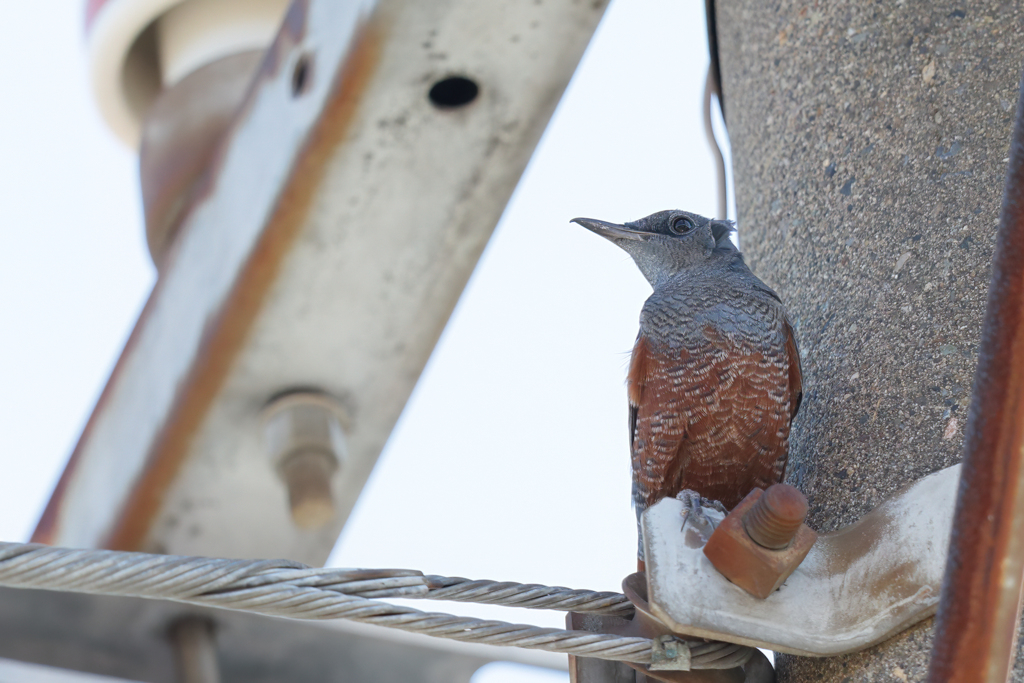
[676,490,726,545]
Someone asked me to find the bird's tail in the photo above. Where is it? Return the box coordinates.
[634,494,647,562]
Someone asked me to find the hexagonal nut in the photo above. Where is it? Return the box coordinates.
[703,488,818,599]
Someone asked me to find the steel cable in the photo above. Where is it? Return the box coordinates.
[0,543,657,664]
[0,542,760,669]
[422,575,635,618]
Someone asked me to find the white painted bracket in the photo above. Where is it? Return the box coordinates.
[642,465,959,656]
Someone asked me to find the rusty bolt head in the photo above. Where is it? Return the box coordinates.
[743,483,809,549]
[703,487,817,599]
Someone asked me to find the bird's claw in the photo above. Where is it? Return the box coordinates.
[676,490,726,542]
[675,489,727,514]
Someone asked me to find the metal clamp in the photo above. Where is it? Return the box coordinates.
[567,574,774,683]
[642,465,958,657]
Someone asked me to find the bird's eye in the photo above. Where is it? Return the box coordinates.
[669,216,696,235]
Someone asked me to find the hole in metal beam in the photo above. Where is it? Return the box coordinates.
[429,76,479,108]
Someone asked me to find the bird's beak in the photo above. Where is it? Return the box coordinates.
[571,217,649,242]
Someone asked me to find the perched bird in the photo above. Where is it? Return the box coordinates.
[573,211,802,562]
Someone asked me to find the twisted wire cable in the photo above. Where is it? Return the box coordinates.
[689,640,755,669]
[0,543,656,665]
[421,575,636,618]
[0,543,427,601]
[0,542,759,668]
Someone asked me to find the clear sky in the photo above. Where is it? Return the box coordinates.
[0,1,724,681]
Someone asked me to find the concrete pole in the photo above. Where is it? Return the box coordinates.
[715,2,1024,680]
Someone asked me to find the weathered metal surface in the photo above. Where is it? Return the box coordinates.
[35,0,608,565]
[643,465,958,656]
[0,584,558,683]
[35,0,369,558]
[927,67,1024,683]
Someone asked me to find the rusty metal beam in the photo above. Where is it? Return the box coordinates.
[101,3,380,554]
[34,0,608,565]
[928,68,1024,683]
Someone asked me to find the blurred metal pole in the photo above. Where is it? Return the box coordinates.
[170,618,221,683]
[927,66,1024,683]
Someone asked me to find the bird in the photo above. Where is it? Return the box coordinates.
[572,210,802,565]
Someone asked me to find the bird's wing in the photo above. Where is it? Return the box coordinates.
[627,333,647,454]
[785,319,803,422]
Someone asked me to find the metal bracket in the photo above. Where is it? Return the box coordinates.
[641,464,959,656]
[566,607,774,683]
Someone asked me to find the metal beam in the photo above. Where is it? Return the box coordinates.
[34,0,608,565]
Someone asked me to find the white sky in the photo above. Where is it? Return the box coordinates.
[0,1,724,681]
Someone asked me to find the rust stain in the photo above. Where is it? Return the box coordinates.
[36,0,320,547]
[35,5,382,550]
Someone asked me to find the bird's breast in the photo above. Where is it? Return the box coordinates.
[641,287,786,353]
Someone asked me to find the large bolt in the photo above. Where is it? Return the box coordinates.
[277,450,337,530]
[262,392,348,530]
[703,486,818,599]
[742,483,808,549]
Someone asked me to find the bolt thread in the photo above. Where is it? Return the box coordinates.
[742,484,808,549]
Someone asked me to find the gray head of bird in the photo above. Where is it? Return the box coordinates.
[572,210,736,288]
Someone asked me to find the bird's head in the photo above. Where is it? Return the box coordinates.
[572,210,736,287]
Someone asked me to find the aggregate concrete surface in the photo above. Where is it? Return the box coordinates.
[716,1,1024,680]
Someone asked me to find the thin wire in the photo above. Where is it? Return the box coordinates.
[422,575,635,618]
[703,67,729,221]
